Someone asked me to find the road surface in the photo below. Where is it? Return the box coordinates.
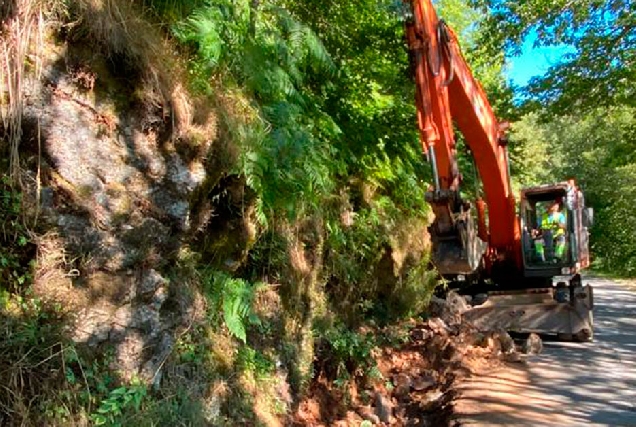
[455,277,636,426]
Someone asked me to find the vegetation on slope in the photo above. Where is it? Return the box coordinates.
[0,0,438,424]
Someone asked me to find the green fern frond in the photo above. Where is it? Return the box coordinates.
[174,1,340,224]
[222,281,250,342]
[173,7,224,67]
[200,271,261,343]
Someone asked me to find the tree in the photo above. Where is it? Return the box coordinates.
[512,107,636,275]
[437,0,516,118]
[506,112,556,190]
[472,0,636,113]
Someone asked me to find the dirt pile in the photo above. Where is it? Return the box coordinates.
[290,293,518,426]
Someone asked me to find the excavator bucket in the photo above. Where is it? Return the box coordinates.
[463,286,594,342]
[430,207,487,275]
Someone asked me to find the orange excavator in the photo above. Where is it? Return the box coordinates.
[404,0,594,340]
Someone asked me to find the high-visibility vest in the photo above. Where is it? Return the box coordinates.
[541,212,566,237]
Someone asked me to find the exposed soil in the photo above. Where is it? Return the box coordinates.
[290,316,505,426]
[286,277,636,427]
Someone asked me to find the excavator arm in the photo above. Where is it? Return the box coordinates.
[403,0,593,341]
[404,0,520,275]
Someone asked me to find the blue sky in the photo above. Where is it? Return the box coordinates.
[505,31,576,87]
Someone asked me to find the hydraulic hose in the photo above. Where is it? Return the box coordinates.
[437,20,455,87]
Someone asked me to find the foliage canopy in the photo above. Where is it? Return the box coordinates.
[472,0,635,112]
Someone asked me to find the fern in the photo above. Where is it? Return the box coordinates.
[173,0,340,224]
[220,277,254,343]
[172,8,221,66]
[201,270,261,342]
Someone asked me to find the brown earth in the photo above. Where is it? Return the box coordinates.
[289,312,508,426]
[287,277,636,427]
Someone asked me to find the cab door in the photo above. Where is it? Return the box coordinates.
[576,191,591,269]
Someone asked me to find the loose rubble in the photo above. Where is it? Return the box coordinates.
[290,291,532,426]
[522,333,544,355]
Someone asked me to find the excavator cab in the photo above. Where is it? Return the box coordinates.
[464,181,594,342]
[520,182,592,278]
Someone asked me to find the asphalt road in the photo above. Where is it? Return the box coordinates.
[455,277,636,426]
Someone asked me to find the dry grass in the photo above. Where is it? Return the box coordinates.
[74,0,172,98]
[68,0,214,141]
[33,231,73,284]
[0,0,46,182]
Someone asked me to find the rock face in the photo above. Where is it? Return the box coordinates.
[14,17,222,380]
[68,269,177,380]
[30,70,202,273]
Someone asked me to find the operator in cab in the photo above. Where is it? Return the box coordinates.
[533,199,567,263]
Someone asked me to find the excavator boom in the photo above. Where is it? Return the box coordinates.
[405,0,520,275]
[403,0,593,340]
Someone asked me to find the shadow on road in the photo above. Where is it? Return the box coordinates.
[455,277,636,426]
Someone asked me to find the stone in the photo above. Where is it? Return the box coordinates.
[428,291,470,325]
[412,374,436,391]
[139,269,166,296]
[40,186,55,210]
[496,330,516,354]
[424,390,444,405]
[151,286,168,310]
[110,305,133,341]
[73,306,115,346]
[374,392,394,423]
[115,331,146,380]
[447,290,470,315]
[141,333,174,382]
[522,333,543,355]
[411,327,430,341]
[358,406,380,425]
[131,306,162,339]
[112,305,133,326]
[427,317,450,334]
[393,373,412,397]
[428,296,448,318]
